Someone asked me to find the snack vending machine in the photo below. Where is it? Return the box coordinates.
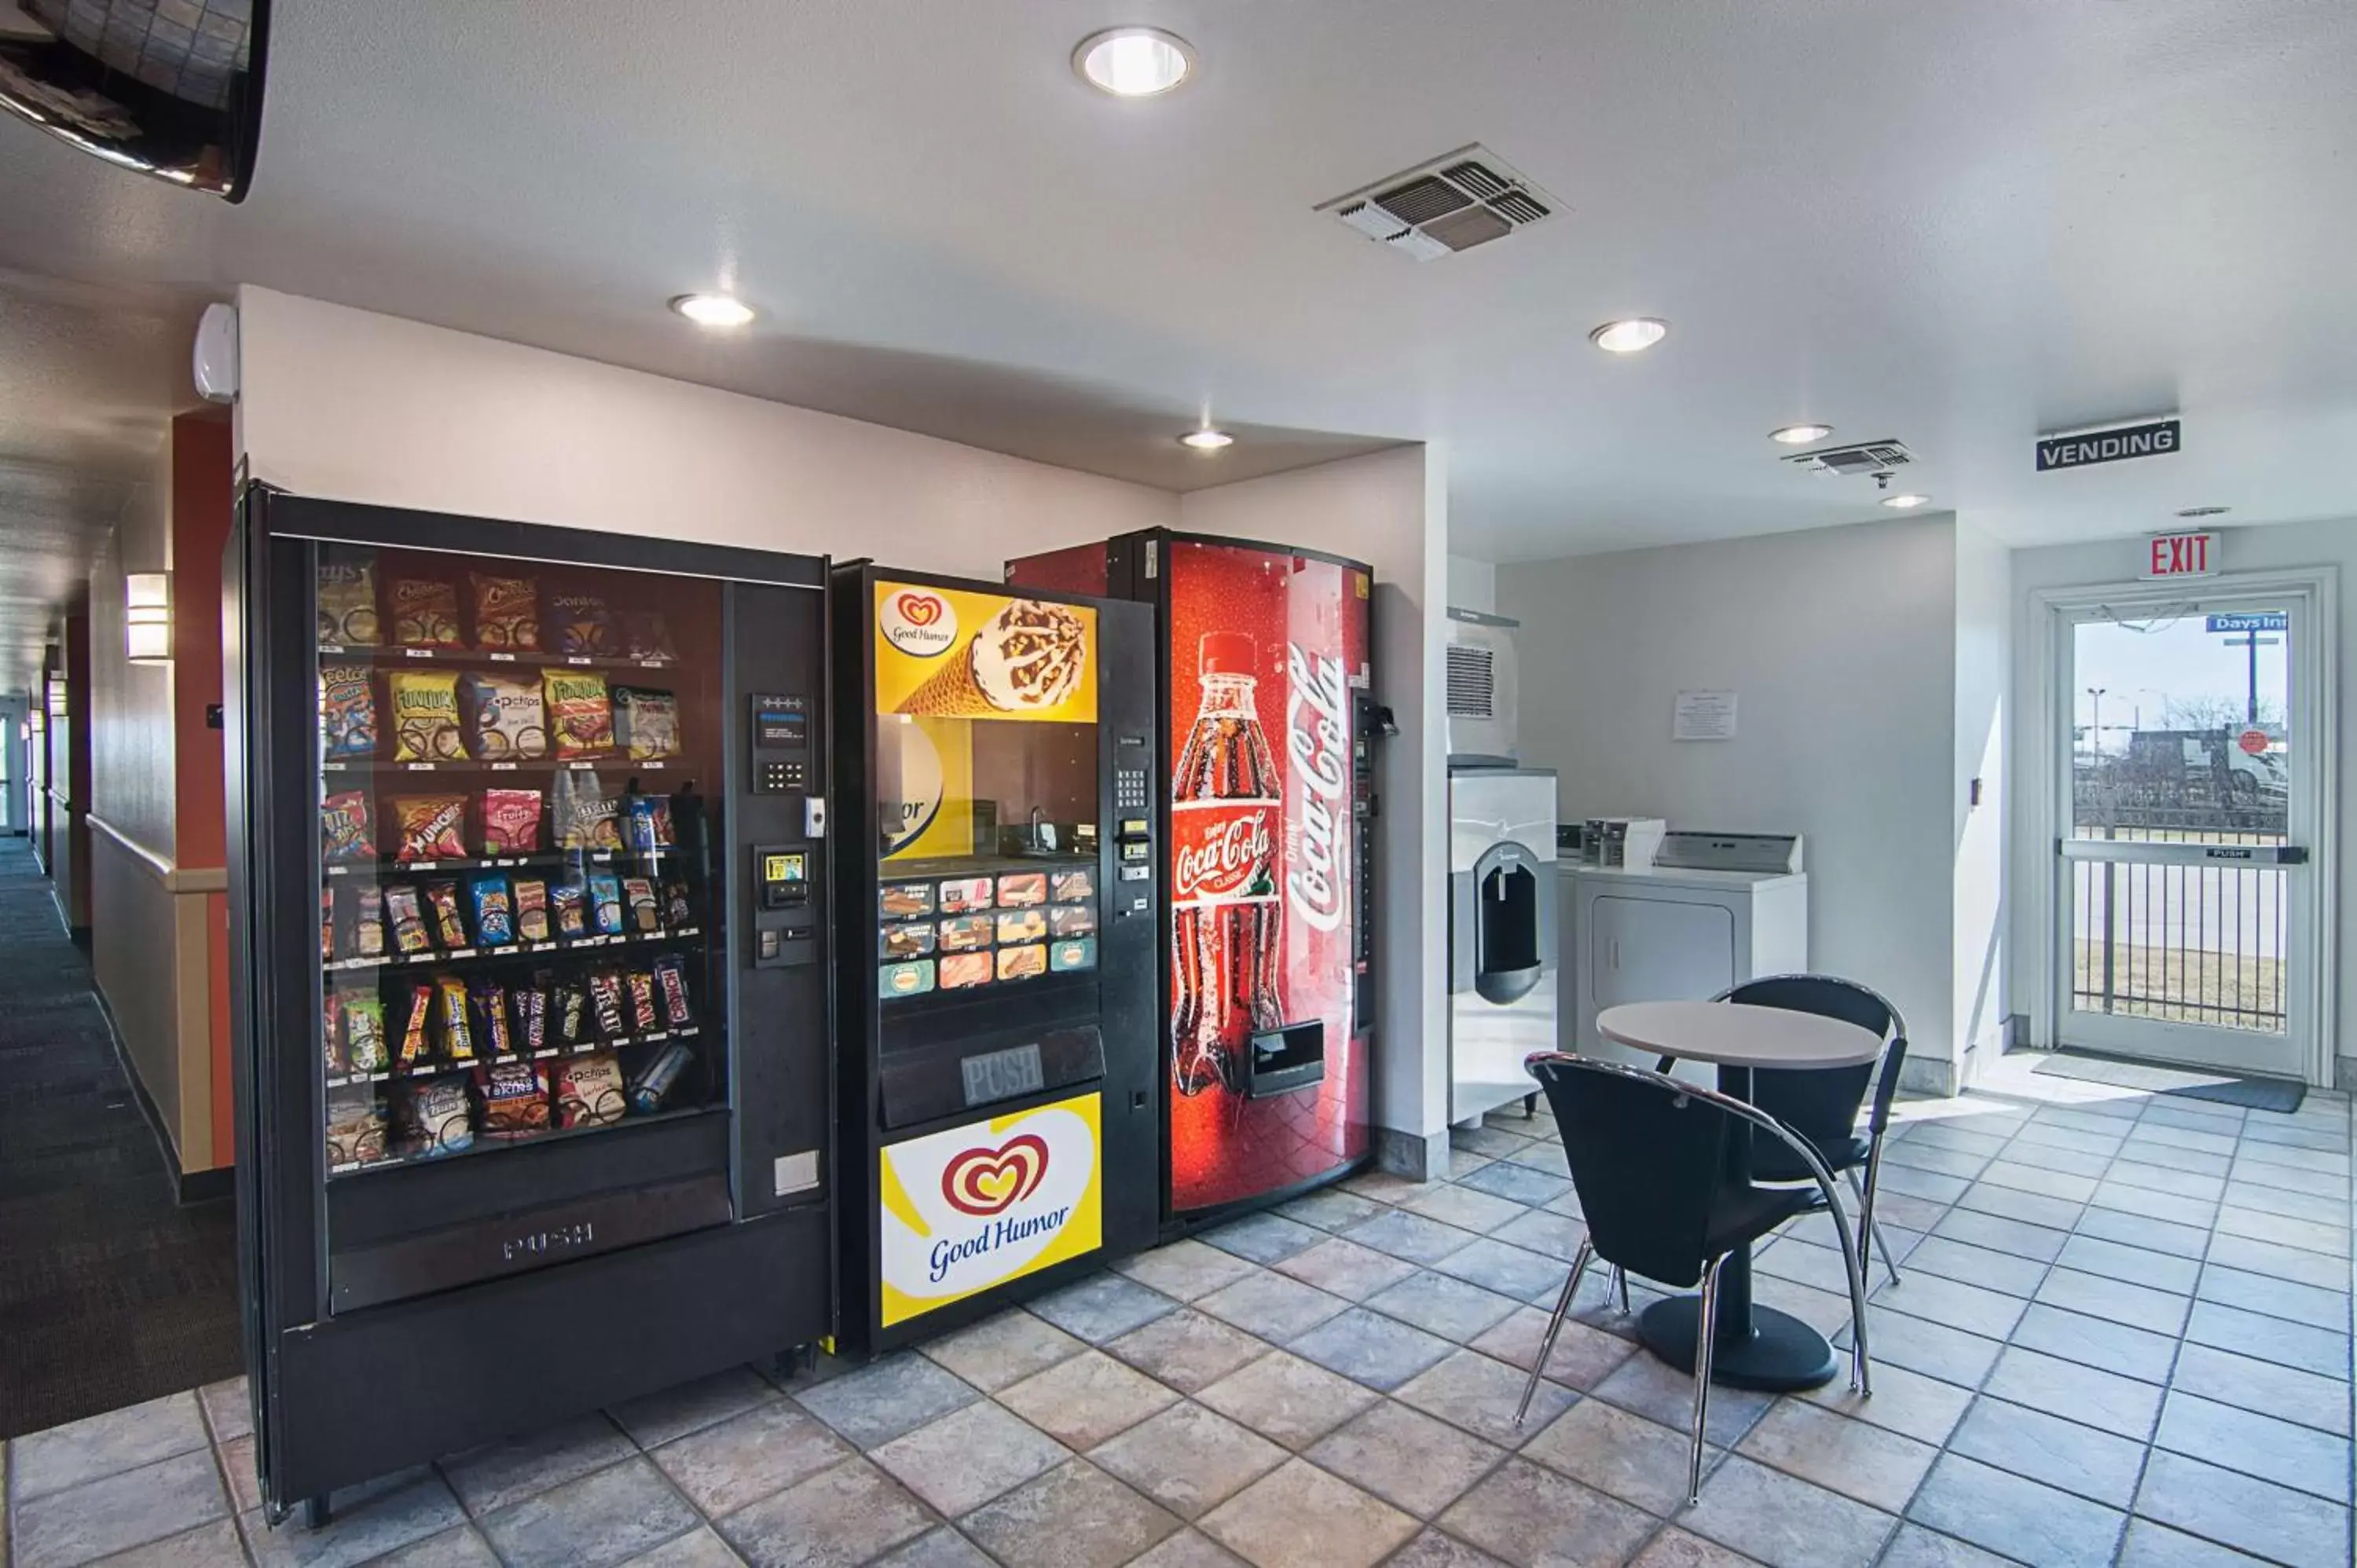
[1007,532,1376,1225]
[831,566,1160,1354]
[226,489,834,1520]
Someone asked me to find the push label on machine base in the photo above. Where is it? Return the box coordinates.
[877,1091,1102,1326]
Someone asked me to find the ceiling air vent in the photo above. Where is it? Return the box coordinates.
[1783,440,1917,476]
[1320,145,1558,261]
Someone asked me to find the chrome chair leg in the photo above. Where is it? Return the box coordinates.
[1688,1253,1729,1506]
[1821,1180,1874,1398]
[1518,1239,1593,1425]
[1852,1149,1901,1287]
[1603,1262,1631,1313]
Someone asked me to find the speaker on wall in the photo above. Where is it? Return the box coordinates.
[0,0,267,201]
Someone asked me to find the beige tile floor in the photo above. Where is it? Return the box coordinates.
[2,1072,2349,1568]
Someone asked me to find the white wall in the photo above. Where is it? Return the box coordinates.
[233,288,1178,572]
[1499,517,1966,1079]
[2010,518,2354,1074]
[1446,554,1497,616]
[1178,448,1453,1158]
[1953,519,2011,1077]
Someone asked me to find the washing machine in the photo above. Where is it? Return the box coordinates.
[1563,830,1808,1082]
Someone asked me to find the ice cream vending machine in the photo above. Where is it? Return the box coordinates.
[830,566,1161,1354]
[1007,533,1376,1226]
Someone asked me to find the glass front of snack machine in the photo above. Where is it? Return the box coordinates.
[317,541,724,1178]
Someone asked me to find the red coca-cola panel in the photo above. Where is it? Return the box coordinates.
[1164,540,1368,1212]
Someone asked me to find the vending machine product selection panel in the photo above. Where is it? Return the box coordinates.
[227,490,833,1517]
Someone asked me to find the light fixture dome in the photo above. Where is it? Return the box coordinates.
[1074,27,1194,97]
[1589,318,1668,354]
[1881,493,1932,509]
[1769,423,1833,445]
[669,294,756,329]
[1178,428,1234,451]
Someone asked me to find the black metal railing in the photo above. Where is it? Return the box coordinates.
[2069,823,2288,1034]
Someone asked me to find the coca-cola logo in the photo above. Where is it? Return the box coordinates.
[1285,643,1347,932]
[1172,806,1277,904]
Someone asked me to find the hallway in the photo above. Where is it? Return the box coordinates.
[0,837,239,1439]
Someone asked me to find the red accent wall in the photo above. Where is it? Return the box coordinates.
[172,412,236,1169]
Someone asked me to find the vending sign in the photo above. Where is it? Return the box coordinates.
[877,1091,1102,1326]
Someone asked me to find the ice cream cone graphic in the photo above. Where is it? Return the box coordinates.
[898,642,999,716]
[895,599,1087,718]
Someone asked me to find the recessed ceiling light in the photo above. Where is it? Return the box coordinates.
[1769,423,1834,445]
[1074,27,1194,97]
[1589,318,1669,354]
[1881,493,1932,509]
[669,293,756,329]
[2175,505,2231,518]
[1178,428,1234,451]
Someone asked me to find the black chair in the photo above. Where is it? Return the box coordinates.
[1718,976,1910,1288]
[1516,1054,1871,1506]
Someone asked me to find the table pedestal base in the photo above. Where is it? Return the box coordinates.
[1637,1297,1838,1392]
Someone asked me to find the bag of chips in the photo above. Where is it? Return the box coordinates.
[350,885,386,959]
[476,1057,551,1138]
[397,982,434,1067]
[552,881,588,939]
[325,1087,388,1167]
[390,577,463,647]
[319,665,378,759]
[437,975,477,1062]
[555,1052,626,1128]
[622,611,676,662]
[555,781,621,851]
[425,881,468,949]
[385,885,431,954]
[322,791,376,863]
[398,1077,474,1156]
[317,556,380,646]
[460,672,548,760]
[654,954,693,1027]
[613,686,680,761]
[514,879,550,943]
[392,795,468,863]
[543,670,614,758]
[551,591,618,658]
[624,877,659,932]
[471,877,515,946]
[389,671,464,762]
[589,870,625,936]
[480,789,544,855]
[342,993,390,1073]
[470,573,541,650]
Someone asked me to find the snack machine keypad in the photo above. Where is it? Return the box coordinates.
[749,693,811,796]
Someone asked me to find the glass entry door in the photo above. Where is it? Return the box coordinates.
[2057,595,2315,1079]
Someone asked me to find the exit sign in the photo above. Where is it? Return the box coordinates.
[2143,531,2219,579]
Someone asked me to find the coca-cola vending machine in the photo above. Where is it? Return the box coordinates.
[1008,533,1375,1223]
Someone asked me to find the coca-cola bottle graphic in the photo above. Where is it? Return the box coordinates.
[1171,632,1285,1097]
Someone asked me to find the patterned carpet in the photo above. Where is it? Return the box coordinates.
[0,836,241,1440]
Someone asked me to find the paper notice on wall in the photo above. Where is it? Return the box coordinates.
[1673,691,1738,742]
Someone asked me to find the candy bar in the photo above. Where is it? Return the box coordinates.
[653,954,692,1027]
[424,881,467,949]
[623,876,658,932]
[385,884,432,954]
[588,870,625,936]
[438,975,477,1062]
[625,969,658,1032]
[514,879,550,943]
[398,983,434,1068]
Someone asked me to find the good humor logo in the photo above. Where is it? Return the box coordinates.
[927,1133,1071,1284]
[881,589,959,656]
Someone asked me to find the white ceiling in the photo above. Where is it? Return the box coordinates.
[2,0,2354,680]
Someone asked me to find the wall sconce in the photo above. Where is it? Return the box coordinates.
[126,572,174,664]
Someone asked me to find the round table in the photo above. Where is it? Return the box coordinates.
[1596,999,1886,1392]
